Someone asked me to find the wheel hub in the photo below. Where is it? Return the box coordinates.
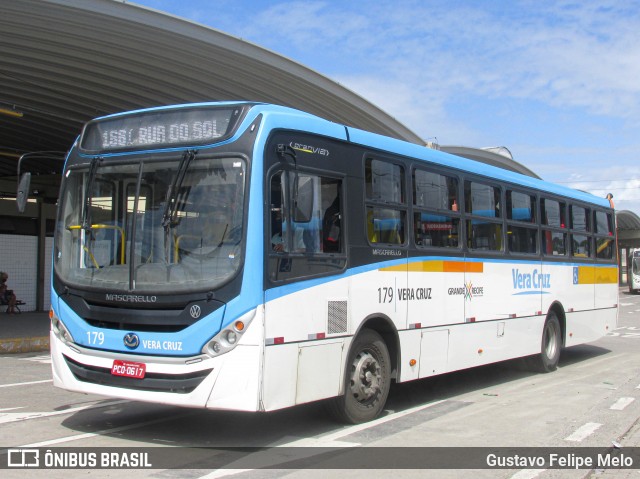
[350,351,382,403]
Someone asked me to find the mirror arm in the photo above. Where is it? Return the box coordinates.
[276,144,297,168]
[15,151,66,213]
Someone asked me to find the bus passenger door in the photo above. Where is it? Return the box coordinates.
[263,170,349,409]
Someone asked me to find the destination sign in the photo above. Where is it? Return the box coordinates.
[80,106,242,151]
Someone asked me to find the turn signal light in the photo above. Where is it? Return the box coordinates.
[202,308,256,358]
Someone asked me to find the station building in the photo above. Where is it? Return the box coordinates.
[1,0,637,311]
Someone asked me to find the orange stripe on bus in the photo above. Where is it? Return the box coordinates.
[467,262,484,273]
[445,261,483,273]
[405,261,443,272]
[383,260,483,273]
[442,261,465,273]
[379,264,408,272]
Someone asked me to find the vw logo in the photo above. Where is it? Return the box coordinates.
[190,305,202,319]
[123,332,140,350]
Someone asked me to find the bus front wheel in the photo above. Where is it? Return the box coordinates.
[528,312,562,373]
[327,328,391,424]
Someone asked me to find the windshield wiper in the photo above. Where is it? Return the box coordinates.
[162,149,196,230]
[162,149,196,262]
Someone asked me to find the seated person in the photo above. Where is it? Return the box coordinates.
[0,271,17,314]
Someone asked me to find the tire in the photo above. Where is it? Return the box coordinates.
[528,312,562,373]
[326,329,391,424]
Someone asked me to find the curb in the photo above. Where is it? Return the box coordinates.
[0,337,50,354]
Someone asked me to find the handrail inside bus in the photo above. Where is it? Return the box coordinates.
[68,224,126,265]
[174,234,200,262]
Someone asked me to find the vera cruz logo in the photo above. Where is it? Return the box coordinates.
[512,268,551,295]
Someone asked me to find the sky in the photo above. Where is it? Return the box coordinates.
[132,0,640,214]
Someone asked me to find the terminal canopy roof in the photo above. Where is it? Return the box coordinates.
[0,0,423,181]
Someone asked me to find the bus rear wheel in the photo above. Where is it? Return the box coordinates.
[327,329,391,424]
[528,312,562,373]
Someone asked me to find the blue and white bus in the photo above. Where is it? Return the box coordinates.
[46,102,618,423]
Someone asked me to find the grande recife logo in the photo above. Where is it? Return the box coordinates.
[448,281,483,301]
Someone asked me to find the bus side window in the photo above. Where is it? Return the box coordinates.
[506,190,537,255]
[365,158,407,246]
[570,205,591,258]
[412,168,460,248]
[268,170,346,283]
[595,210,615,260]
[465,180,502,252]
[541,198,567,256]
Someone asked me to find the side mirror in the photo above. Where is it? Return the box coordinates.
[16,172,31,213]
[293,175,314,223]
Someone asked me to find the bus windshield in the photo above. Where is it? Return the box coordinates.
[54,154,246,294]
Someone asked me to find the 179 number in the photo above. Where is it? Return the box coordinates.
[378,287,393,303]
[86,331,105,345]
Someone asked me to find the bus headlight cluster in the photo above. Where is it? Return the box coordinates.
[202,309,254,358]
[50,308,75,345]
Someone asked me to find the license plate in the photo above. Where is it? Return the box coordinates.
[111,360,146,379]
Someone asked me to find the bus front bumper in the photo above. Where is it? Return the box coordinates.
[50,332,263,411]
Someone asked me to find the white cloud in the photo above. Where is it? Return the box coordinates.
[566,167,640,213]
[233,1,640,124]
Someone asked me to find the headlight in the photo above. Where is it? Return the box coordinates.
[223,330,237,345]
[50,308,75,345]
[202,309,256,357]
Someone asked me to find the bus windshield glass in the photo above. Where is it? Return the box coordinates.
[54,155,246,294]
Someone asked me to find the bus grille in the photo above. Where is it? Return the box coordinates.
[60,294,225,334]
[63,355,211,394]
[328,300,347,333]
